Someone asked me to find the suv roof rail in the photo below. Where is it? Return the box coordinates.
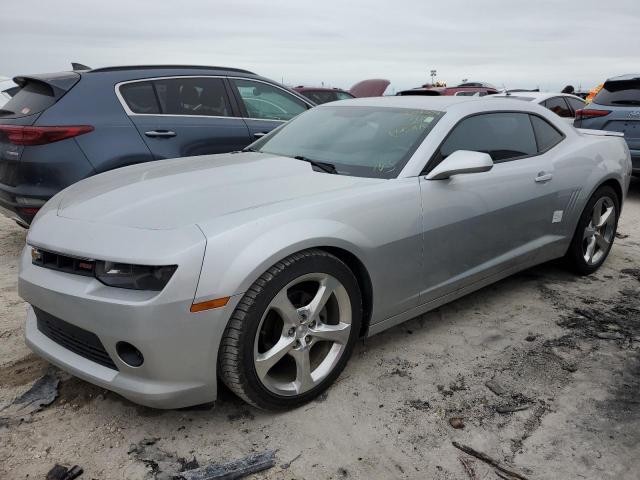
[87,65,255,74]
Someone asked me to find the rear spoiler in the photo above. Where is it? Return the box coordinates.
[576,128,624,138]
[13,72,81,97]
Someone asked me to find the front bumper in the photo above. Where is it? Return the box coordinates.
[19,216,238,409]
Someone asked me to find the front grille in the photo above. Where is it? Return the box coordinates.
[32,249,96,277]
[35,307,118,370]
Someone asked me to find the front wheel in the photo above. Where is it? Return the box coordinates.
[218,249,362,410]
[565,185,619,275]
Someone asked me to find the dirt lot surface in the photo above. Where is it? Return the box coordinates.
[1,182,639,480]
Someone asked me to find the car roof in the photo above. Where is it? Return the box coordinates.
[327,95,487,110]
[606,73,640,82]
[492,92,585,102]
[324,96,565,119]
[87,64,255,75]
[77,65,263,83]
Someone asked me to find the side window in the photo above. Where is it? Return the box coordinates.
[232,79,307,121]
[119,82,160,114]
[543,97,573,118]
[440,112,537,162]
[530,115,564,152]
[566,96,585,113]
[151,77,232,116]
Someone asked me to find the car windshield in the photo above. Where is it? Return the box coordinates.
[252,105,444,179]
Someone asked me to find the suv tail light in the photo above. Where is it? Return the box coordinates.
[575,109,611,121]
[0,125,94,146]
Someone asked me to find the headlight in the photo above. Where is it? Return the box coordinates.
[94,261,177,291]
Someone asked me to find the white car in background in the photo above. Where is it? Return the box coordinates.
[0,77,17,108]
[492,92,586,124]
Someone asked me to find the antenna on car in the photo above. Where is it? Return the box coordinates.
[71,63,91,71]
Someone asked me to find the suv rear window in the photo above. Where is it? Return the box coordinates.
[593,79,640,107]
[0,81,57,118]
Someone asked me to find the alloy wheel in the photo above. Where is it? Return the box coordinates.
[253,273,352,396]
[582,196,616,265]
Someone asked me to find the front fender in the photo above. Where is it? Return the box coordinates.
[193,218,373,304]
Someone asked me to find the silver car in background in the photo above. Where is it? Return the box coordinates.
[19,96,631,409]
[491,91,586,124]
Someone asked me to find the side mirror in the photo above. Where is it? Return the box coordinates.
[425,150,493,180]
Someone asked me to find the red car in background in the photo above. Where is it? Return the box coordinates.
[398,81,499,97]
[294,79,390,104]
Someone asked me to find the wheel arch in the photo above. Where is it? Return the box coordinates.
[318,246,374,338]
[598,177,624,207]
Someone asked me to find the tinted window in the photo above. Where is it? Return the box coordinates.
[253,106,444,179]
[566,96,585,113]
[593,80,640,106]
[543,97,573,118]
[530,115,564,152]
[119,82,160,114]
[152,77,232,116]
[232,79,307,121]
[440,112,537,162]
[0,81,57,118]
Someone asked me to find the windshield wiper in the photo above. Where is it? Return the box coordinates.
[242,146,259,152]
[611,100,640,106]
[0,109,14,116]
[293,155,338,174]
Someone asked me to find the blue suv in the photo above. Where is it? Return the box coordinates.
[574,74,640,175]
[0,65,314,226]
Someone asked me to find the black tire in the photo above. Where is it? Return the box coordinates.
[565,185,620,275]
[218,249,362,410]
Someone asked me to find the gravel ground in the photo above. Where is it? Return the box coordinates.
[1,181,639,480]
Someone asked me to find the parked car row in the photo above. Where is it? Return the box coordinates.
[397,81,499,97]
[1,65,638,229]
[293,79,390,104]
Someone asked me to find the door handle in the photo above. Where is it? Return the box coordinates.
[144,130,176,138]
[535,172,553,183]
[253,132,268,138]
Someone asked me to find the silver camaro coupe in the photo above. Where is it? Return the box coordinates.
[19,96,632,409]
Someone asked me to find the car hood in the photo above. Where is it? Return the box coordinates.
[56,152,379,230]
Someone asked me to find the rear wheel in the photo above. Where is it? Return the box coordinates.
[218,249,362,410]
[565,185,619,275]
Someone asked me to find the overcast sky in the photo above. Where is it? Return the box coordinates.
[2,0,638,93]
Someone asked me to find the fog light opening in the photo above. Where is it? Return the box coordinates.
[116,341,144,367]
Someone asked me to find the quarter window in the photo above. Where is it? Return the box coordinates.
[530,115,564,152]
[119,82,160,114]
[439,112,538,162]
[232,79,307,121]
[543,97,573,118]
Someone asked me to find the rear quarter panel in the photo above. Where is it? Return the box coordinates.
[37,73,153,173]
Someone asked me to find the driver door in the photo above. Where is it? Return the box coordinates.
[418,112,561,304]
